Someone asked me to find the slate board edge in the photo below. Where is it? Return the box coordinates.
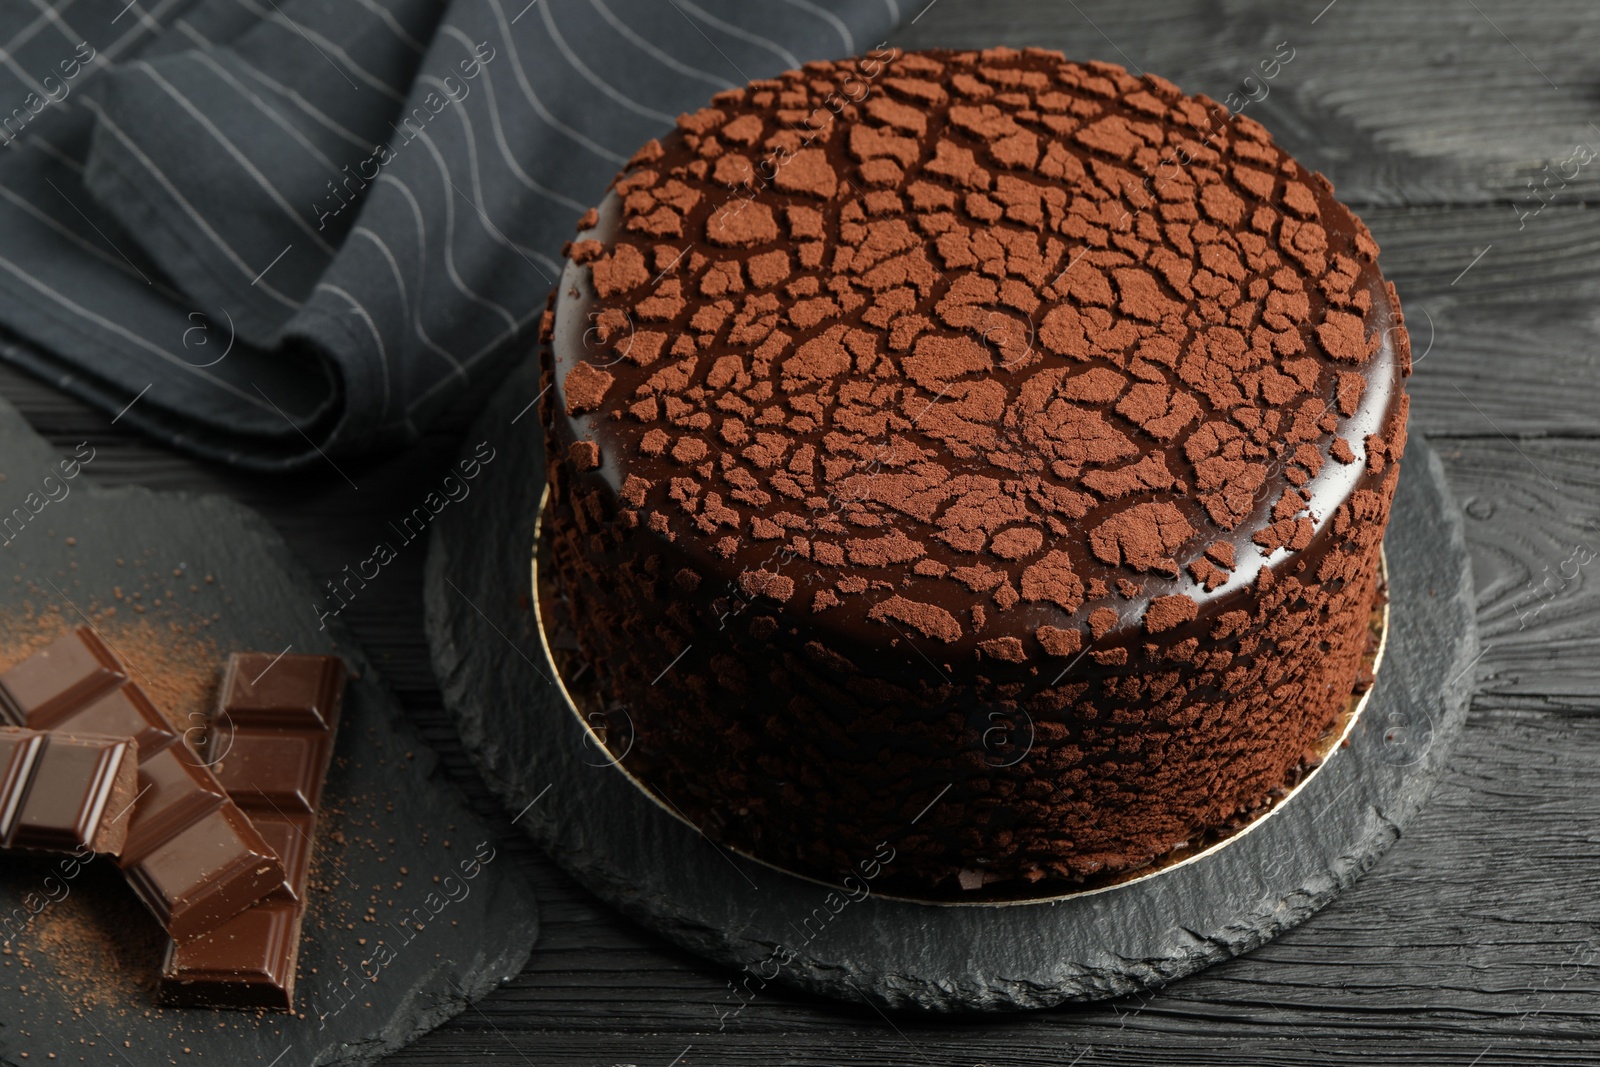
[104,489,543,1045]
[153,491,543,1066]
[425,362,1477,1013]
[216,488,542,1066]
[0,396,540,1067]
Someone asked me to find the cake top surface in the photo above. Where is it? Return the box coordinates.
[548,46,1409,668]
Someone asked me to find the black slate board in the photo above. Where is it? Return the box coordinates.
[424,359,1477,1012]
[0,396,538,1066]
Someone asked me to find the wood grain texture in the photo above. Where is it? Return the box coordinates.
[894,0,1600,206]
[1,0,1597,1061]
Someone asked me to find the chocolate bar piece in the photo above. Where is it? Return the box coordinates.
[160,651,347,1011]
[0,629,285,940]
[0,726,140,854]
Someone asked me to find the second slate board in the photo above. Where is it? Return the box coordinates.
[0,395,538,1067]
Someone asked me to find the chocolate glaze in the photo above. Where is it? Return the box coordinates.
[539,48,1410,889]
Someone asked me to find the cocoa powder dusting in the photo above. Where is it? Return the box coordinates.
[0,609,221,731]
[0,594,227,1015]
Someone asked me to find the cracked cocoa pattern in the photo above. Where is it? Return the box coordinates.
[539,47,1410,890]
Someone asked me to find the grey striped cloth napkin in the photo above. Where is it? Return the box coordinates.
[0,0,901,469]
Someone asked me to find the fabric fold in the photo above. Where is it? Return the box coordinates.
[0,0,900,469]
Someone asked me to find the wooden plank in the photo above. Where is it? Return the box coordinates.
[1360,205,1600,439]
[894,0,1600,207]
[386,1033,1600,1067]
[1432,439,1600,706]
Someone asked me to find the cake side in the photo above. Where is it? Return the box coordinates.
[539,47,1410,889]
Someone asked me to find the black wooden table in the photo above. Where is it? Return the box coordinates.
[3,1,1593,1062]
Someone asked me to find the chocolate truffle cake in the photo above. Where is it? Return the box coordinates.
[539,46,1410,891]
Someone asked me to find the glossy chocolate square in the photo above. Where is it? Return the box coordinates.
[50,684,177,756]
[120,744,228,862]
[221,654,345,730]
[210,728,329,814]
[0,629,124,725]
[10,734,136,852]
[160,902,301,1011]
[126,804,283,941]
